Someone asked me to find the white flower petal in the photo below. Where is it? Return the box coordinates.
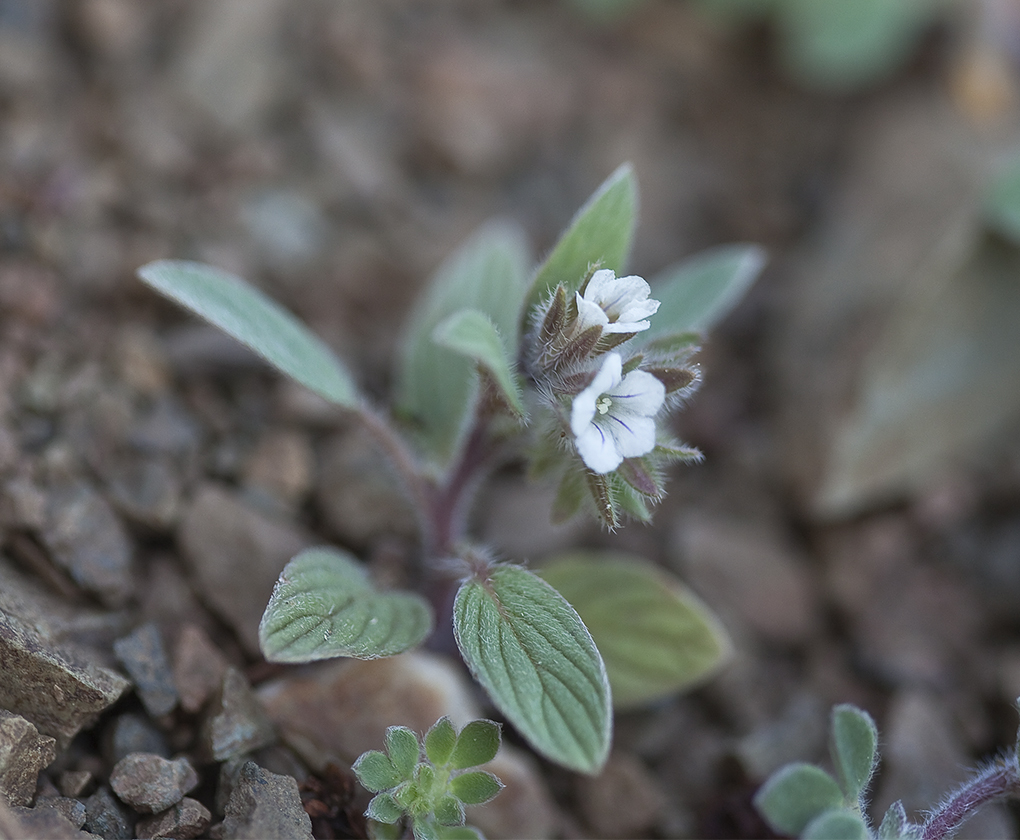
[606,370,665,417]
[607,414,657,459]
[575,421,623,474]
[574,292,610,331]
[602,318,651,334]
[583,269,620,302]
[570,353,623,436]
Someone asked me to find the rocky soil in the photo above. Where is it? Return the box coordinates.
[3,1,1020,838]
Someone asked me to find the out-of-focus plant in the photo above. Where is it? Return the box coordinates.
[136,164,761,788]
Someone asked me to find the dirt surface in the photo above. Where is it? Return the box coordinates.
[3,1,1020,838]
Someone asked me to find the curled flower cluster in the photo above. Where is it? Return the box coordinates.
[523,268,699,524]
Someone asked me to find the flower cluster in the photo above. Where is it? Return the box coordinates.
[524,268,700,526]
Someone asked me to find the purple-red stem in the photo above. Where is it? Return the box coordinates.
[920,758,1020,840]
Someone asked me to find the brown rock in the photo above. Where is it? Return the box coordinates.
[201,667,275,762]
[0,710,57,806]
[135,797,211,840]
[109,753,198,814]
[172,624,228,714]
[219,761,312,840]
[178,483,307,655]
[241,430,314,508]
[574,752,667,839]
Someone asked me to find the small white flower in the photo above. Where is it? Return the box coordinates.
[571,352,665,474]
[575,269,660,334]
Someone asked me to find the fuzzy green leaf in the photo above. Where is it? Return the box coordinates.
[526,164,638,314]
[449,771,503,806]
[365,793,403,824]
[879,801,911,839]
[986,154,1020,246]
[803,808,870,840]
[396,224,529,468]
[138,260,358,407]
[434,795,465,827]
[424,718,457,768]
[453,566,612,774]
[386,727,421,780]
[353,751,402,793]
[830,704,878,803]
[435,827,482,840]
[433,309,526,418]
[643,244,765,342]
[754,763,844,837]
[449,720,501,770]
[539,553,732,708]
[259,547,434,662]
[412,816,440,840]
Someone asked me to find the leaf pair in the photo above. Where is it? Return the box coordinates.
[754,704,879,839]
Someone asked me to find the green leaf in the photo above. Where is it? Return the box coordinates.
[435,827,482,840]
[412,816,440,840]
[777,0,933,92]
[985,153,1020,246]
[642,244,766,342]
[526,164,638,314]
[453,565,612,774]
[879,801,911,839]
[754,763,844,837]
[424,718,457,768]
[449,771,503,806]
[365,793,403,824]
[368,818,403,840]
[829,704,878,803]
[539,553,732,709]
[449,720,501,770]
[396,223,529,468]
[433,309,526,418]
[386,727,421,780]
[259,547,434,662]
[803,808,870,840]
[137,260,358,407]
[434,795,465,827]
[354,751,403,793]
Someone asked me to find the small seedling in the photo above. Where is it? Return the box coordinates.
[353,717,503,840]
[755,702,1020,840]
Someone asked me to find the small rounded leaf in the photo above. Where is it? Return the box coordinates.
[366,793,403,824]
[754,763,844,837]
[449,721,501,770]
[436,827,483,840]
[453,565,612,774]
[424,718,457,767]
[353,751,402,793]
[879,800,910,839]
[386,727,421,780]
[830,704,878,802]
[259,547,434,662]
[803,808,869,840]
[434,795,466,827]
[449,771,503,806]
[137,260,359,407]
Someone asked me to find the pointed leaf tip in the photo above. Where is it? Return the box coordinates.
[137,260,359,407]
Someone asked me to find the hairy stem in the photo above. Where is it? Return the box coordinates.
[921,757,1020,840]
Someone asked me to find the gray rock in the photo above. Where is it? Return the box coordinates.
[106,458,183,531]
[0,559,130,748]
[109,753,199,814]
[84,786,133,840]
[315,427,416,549]
[201,667,275,762]
[219,762,313,840]
[135,797,211,840]
[40,482,134,607]
[35,796,87,829]
[113,623,178,718]
[0,709,57,806]
[58,769,94,798]
[105,712,170,763]
[5,804,98,839]
[178,484,307,655]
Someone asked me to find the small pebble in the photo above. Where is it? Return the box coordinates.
[135,797,211,840]
[114,622,179,718]
[172,623,228,714]
[84,786,133,840]
[201,667,275,762]
[109,753,199,814]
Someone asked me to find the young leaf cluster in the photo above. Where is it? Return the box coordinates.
[352,718,503,840]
